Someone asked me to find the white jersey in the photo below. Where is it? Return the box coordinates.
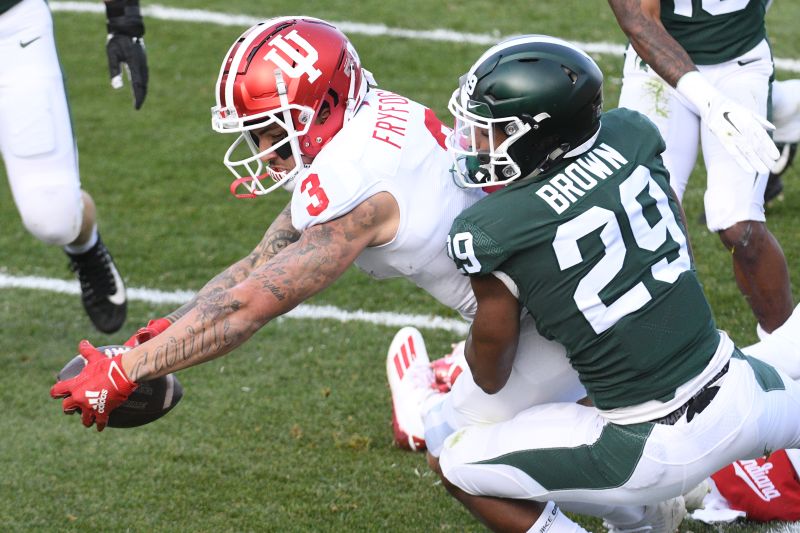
[291,89,484,319]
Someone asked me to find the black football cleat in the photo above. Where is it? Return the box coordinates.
[67,235,127,334]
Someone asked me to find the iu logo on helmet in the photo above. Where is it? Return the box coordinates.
[263,30,323,83]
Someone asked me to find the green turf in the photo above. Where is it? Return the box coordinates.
[0,1,798,531]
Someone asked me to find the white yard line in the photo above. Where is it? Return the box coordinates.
[50,1,800,72]
[0,273,470,335]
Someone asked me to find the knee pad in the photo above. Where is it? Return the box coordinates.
[17,185,82,245]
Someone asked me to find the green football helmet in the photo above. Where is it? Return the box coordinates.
[448,35,604,187]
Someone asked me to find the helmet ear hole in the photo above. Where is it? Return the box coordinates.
[561,66,578,84]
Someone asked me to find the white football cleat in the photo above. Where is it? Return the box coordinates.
[386,327,440,451]
[605,496,687,533]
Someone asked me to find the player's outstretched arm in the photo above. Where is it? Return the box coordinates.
[608,0,779,173]
[465,274,521,394]
[124,202,300,347]
[122,193,396,382]
[167,203,299,323]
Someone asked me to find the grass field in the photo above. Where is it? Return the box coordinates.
[1,1,799,531]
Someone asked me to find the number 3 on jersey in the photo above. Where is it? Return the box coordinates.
[300,173,330,216]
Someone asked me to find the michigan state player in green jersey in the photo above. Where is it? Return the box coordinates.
[660,0,768,65]
[611,0,793,340]
[449,108,719,411]
[427,35,800,533]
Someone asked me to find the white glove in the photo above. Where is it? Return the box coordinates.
[677,71,780,175]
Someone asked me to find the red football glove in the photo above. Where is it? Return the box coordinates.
[124,317,172,347]
[50,340,138,431]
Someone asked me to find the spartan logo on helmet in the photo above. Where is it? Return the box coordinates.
[263,30,323,83]
[464,74,478,96]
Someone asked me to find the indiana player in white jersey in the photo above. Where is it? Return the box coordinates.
[212,18,593,467]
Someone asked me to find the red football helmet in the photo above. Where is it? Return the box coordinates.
[211,17,370,197]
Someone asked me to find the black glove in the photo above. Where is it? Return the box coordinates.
[105,0,148,110]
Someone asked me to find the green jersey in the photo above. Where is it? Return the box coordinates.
[0,0,23,16]
[447,109,720,410]
[660,0,767,64]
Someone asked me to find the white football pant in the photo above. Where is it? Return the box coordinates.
[618,40,773,232]
[0,0,83,246]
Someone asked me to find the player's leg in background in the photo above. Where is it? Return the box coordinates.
[617,44,700,201]
[771,80,800,147]
[0,0,127,333]
[765,79,800,206]
[0,0,83,247]
[700,45,793,334]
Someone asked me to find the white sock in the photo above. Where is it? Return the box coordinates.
[527,501,589,533]
[64,225,98,255]
[422,396,456,457]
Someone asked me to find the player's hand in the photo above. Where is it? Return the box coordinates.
[106,33,148,110]
[124,317,172,347]
[704,95,780,175]
[105,0,148,109]
[677,71,779,175]
[50,340,138,431]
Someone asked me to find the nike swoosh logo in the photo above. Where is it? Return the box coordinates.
[722,111,741,133]
[19,36,41,48]
[107,261,127,306]
[737,58,759,67]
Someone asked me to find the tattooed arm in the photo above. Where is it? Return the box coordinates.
[608,0,696,86]
[121,192,399,381]
[162,201,300,324]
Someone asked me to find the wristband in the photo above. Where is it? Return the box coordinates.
[676,71,717,119]
[105,0,144,38]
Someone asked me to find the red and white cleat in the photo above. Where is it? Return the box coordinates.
[431,340,468,393]
[386,327,439,451]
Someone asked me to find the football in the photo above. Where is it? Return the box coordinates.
[56,345,183,428]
